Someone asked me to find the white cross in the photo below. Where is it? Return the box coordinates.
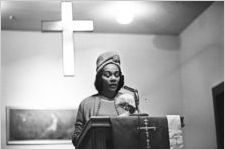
[138,118,157,148]
[42,1,94,76]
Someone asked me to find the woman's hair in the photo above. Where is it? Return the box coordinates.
[94,68,124,94]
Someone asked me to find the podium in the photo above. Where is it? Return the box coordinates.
[76,116,183,149]
[76,116,112,149]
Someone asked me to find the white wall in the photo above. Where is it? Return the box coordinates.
[1,31,181,149]
[180,2,224,148]
[1,2,223,149]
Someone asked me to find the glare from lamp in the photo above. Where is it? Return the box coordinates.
[116,12,133,25]
[102,1,154,25]
[114,2,135,25]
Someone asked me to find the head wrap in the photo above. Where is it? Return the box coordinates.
[96,51,121,73]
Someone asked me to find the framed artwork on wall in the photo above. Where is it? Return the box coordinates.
[6,107,77,145]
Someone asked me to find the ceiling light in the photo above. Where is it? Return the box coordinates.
[101,1,150,25]
[116,11,134,25]
[114,2,135,24]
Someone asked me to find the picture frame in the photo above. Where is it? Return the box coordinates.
[6,107,77,145]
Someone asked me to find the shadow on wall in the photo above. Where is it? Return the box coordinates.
[152,36,180,51]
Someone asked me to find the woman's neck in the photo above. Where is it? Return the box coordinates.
[101,91,117,99]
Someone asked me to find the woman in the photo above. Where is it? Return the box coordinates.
[72,51,136,147]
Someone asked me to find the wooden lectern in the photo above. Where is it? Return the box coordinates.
[76,116,112,149]
[76,116,184,149]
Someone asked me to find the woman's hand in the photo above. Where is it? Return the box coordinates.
[119,111,130,117]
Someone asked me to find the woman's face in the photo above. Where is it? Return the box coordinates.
[101,63,120,94]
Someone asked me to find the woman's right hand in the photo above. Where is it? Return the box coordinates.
[119,111,130,117]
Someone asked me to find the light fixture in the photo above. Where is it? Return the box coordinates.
[116,11,134,25]
[114,2,135,24]
[101,1,156,25]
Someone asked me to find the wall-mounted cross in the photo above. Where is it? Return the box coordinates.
[138,118,157,148]
[42,1,94,76]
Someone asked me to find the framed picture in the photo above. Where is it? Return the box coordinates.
[6,107,77,145]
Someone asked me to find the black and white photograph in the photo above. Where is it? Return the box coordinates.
[1,1,224,149]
